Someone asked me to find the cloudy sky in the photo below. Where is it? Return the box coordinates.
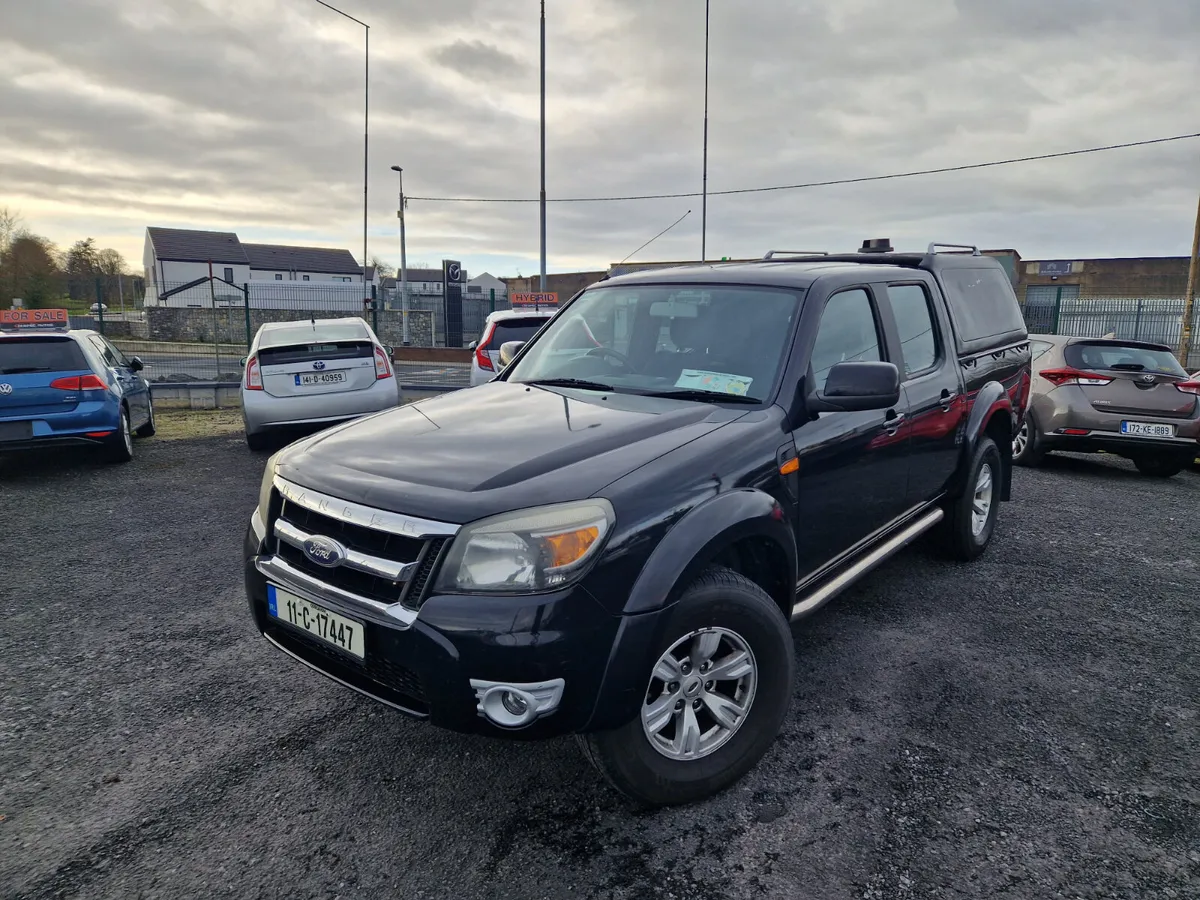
[2,0,1198,278]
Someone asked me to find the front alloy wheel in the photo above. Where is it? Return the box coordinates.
[576,566,795,807]
[642,628,757,761]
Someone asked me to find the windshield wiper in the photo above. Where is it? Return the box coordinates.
[523,378,616,392]
[639,388,761,404]
[0,366,52,374]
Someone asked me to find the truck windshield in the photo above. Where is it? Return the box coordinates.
[505,284,803,402]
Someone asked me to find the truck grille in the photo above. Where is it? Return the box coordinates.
[270,490,450,610]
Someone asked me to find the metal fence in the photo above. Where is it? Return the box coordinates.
[1023,295,1200,364]
[69,281,1200,390]
[68,280,509,389]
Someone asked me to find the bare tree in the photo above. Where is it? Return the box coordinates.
[0,207,22,254]
[367,254,396,280]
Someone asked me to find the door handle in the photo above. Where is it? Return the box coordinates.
[884,409,905,434]
[939,389,957,412]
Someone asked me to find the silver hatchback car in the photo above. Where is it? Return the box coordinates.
[241,317,400,451]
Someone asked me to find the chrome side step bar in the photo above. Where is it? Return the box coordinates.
[791,507,944,620]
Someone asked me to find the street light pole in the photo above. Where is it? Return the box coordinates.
[539,0,547,293]
[391,165,410,346]
[701,0,710,262]
[313,0,369,305]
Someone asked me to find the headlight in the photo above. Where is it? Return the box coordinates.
[257,452,280,522]
[433,500,614,594]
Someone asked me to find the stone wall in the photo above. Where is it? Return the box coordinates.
[144,307,435,347]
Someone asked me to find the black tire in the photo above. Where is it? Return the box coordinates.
[1011,412,1044,467]
[135,401,156,438]
[245,431,271,452]
[577,566,795,807]
[1133,455,1186,478]
[104,406,134,464]
[938,436,1001,561]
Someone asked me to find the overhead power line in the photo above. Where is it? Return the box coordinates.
[407,132,1200,204]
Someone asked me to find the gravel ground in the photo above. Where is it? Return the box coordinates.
[1,436,1198,900]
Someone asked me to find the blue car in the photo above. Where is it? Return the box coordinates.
[0,310,155,463]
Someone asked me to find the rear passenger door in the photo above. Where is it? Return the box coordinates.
[789,286,911,578]
[879,280,965,504]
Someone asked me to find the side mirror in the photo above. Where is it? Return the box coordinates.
[498,340,525,368]
[807,361,900,413]
[128,356,144,372]
[239,356,248,367]
[466,340,477,350]
[383,345,394,356]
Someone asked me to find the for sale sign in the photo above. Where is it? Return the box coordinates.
[511,292,558,308]
[0,308,70,331]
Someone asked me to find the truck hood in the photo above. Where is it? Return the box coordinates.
[275,381,749,523]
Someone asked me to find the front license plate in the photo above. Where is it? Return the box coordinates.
[0,421,33,442]
[1121,421,1174,438]
[294,371,347,386]
[268,584,365,659]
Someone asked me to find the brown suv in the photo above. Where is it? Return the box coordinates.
[1014,335,1200,477]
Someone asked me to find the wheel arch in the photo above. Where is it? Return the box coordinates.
[584,490,796,733]
[956,382,1015,501]
[622,489,797,619]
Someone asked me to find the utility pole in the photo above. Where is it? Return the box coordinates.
[539,0,547,292]
[701,0,710,262]
[391,165,410,345]
[1180,192,1200,369]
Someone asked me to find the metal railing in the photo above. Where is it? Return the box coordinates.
[68,280,509,388]
[1023,295,1200,365]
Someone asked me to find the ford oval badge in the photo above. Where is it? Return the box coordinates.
[302,535,346,568]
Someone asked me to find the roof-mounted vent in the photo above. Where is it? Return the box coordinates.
[859,238,893,253]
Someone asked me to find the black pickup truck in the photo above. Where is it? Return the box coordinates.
[244,240,1031,806]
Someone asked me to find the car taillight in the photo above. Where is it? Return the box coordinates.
[245,356,263,390]
[1175,380,1200,396]
[475,324,495,371]
[50,374,107,391]
[1039,367,1113,387]
[374,346,392,379]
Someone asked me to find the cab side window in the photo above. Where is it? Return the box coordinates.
[886,283,939,377]
[809,288,881,392]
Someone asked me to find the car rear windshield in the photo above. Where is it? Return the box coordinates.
[486,318,549,348]
[0,337,88,374]
[1065,341,1187,377]
[260,321,370,349]
[258,341,375,366]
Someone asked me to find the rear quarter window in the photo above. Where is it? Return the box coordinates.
[0,337,89,373]
[938,265,1026,347]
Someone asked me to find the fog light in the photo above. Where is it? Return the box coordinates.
[470,678,565,729]
[501,690,529,717]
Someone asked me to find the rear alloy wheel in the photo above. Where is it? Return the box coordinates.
[1011,415,1044,467]
[1133,455,1187,478]
[104,407,134,464]
[576,566,794,807]
[938,435,1001,561]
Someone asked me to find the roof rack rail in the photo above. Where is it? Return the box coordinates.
[762,250,829,259]
[927,242,981,256]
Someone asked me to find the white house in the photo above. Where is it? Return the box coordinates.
[143,227,369,307]
[466,272,507,299]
